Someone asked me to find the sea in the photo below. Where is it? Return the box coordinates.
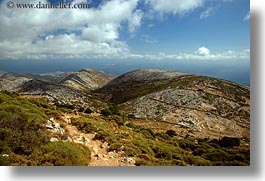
[0,59,250,86]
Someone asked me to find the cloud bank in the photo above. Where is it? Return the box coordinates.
[126,48,250,61]
[0,0,249,60]
[0,0,140,59]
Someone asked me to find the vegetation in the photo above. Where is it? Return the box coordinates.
[71,113,250,166]
[0,91,250,166]
[30,142,91,166]
[0,92,91,166]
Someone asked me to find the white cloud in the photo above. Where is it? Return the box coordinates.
[195,47,210,56]
[145,0,205,16]
[243,11,250,21]
[128,10,144,33]
[200,7,215,19]
[0,0,248,61]
[0,0,141,59]
[125,49,250,61]
[81,24,118,43]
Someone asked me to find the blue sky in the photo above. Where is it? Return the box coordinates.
[122,0,250,54]
[0,0,250,60]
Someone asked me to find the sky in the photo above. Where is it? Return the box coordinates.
[0,0,250,60]
[0,0,250,84]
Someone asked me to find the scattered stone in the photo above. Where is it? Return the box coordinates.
[121,157,135,165]
[50,137,59,142]
[54,123,60,129]
[101,142,108,149]
[97,154,103,159]
[73,140,85,145]
[92,147,98,154]
[63,116,71,124]
[63,136,73,143]
[84,137,90,143]
[45,125,54,129]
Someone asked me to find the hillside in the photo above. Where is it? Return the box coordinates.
[95,69,250,140]
[0,91,250,166]
[0,68,112,111]
[54,68,114,91]
[95,69,190,103]
[0,68,250,166]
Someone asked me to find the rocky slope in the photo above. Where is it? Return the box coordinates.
[0,68,250,140]
[0,68,251,166]
[95,69,250,140]
[0,68,112,111]
[54,68,114,91]
[95,69,190,104]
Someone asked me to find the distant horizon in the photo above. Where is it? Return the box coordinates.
[0,58,250,86]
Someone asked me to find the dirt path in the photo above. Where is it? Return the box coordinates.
[62,115,135,166]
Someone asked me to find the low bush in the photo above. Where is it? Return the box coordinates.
[178,139,198,151]
[135,158,153,166]
[111,115,125,126]
[84,108,93,114]
[182,155,211,166]
[30,142,91,166]
[108,142,123,152]
[217,137,240,148]
[101,105,120,117]
[101,108,112,117]
[166,129,177,137]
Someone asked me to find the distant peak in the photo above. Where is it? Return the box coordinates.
[106,69,188,86]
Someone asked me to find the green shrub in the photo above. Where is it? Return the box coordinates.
[56,104,75,110]
[111,115,125,126]
[31,142,91,166]
[202,149,231,162]
[78,107,84,112]
[71,117,97,133]
[139,128,155,139]
[131,138,154,156]
[182,155,212,166]
[217,137,240,148]
[124,143,142,157]
[101,108,112,117]
[193,148,207,156]
[152,145,173,160]
[166,129,177,137]
[155,132,171,140]
[135,158,153,166]
[101,105,120,116]
[45,109,61,119]
[0,114,49,156]
[84,108,93,114]
[108,142,123,152]
[178,139,198,151]
[94,130,116,144]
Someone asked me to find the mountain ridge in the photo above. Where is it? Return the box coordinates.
[0,68,250,166]
[0,68,250,140]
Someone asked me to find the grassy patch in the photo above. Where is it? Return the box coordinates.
[30,142,91,166]
[0,92,91,166]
